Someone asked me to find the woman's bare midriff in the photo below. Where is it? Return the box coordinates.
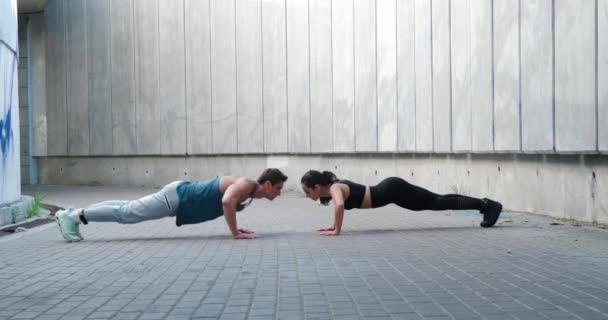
[360,186,372,209]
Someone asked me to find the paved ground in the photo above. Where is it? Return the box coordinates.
[0,185,607,320]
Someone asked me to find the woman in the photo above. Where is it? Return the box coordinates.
[300,170,502,236]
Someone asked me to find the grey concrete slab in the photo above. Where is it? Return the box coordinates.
[555,0,596,152]
[134,0,160,155]
[21,13,48,156]
[66,0,89,156]
[451,0,472,152]
[396,0,416,152]
[185,0,213,155]
[354,0,377,152]
[309,0,333,153]
[110,0,136,156]
[600,0,608,152]
[262,0,288,153]
[159,0,186,155]
[414,0,433,152]
[521,0,553,152]
[376,0,398,152]
[332,0,355,152]
[87,0,112,156]
[432,0,451,153]
[470,0,494,152]
[493,0,520,152]
[236,0,264,153]
[286,0,311,153]
[8,184,608,320]
[210,0,237,154]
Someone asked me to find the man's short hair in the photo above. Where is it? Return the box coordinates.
[258,168,288,185]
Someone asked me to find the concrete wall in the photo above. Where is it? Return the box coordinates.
[0,0,21,204]
[18,16,30,185]
[33,0,608,157]
[20,0,608,224]
[37,154,608,224]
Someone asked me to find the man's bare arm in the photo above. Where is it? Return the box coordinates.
[222,179,257,239]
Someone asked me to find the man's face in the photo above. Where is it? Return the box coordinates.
[265,181,284,200]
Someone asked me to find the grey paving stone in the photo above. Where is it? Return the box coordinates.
[5,193,608,320]
[194,303,224,318]
[110,312,140,320]
[218,313,247,320]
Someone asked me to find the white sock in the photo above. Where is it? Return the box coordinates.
[67,209,83,224]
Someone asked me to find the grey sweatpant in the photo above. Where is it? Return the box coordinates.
[83,181,181,224]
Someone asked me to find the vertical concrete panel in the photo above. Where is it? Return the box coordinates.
[134,0,160,154]
[262,0,288,152]
[159,0,186,154]
[555,0,596,151]
[110,0,136,155]
[66,0,89,155]
[432,0,451,152]
[185,0,212,154]
[354,0,377,152]
[286,0,311,152]
[396,0,416,151]
[415,0,433,151]
[309,0,333,152]
[521,0,553,152]
[470,0,493,151]
[377,0,398,151]
[236,0,263,153]
[210,0,237,153]
[599,0,608,151]
[493,0,520,152]
[29,13,47,156]
[45,0,67,156]
[332,0,355,152]
[88,0,112,155]
[451,0,472,152]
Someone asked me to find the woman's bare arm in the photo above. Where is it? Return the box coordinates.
[320,185,345,236]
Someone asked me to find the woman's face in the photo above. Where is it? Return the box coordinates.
[301,183,320,200]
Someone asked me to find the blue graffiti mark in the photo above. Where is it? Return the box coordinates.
[0,108,12,159]
[1,52,16,161]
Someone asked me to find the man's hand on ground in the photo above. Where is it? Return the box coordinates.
[317,226,335,231]
[234,232,258,239]
[319,230,340,236]
[237,228,255,234]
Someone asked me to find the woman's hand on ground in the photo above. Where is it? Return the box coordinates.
[237,228,255,234]
[317,226,335,231]
[234,232,258,239]
[319,230,340,236]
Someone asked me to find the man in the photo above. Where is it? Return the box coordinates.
[55,168,288,242]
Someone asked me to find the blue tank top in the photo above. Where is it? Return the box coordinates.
[175,177,257,226]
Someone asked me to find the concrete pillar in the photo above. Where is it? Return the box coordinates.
[0,0,26,226]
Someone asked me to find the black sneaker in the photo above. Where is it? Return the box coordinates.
[480,198,502,228]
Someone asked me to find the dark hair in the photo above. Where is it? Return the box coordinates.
[258,168,288,185]
[300,170,337,205]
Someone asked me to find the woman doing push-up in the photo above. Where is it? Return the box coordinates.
[300,170,502,236]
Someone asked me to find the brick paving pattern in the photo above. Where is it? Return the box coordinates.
[2,189,607,320]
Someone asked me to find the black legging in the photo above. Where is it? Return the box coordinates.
[369,177,482,211]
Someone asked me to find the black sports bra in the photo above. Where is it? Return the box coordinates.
[334,180,366,210]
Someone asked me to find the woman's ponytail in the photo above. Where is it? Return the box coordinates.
[300,170,339,190]
[321,171,337,183]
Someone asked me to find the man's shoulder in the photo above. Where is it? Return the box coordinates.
[219,176,255,191]
[220,175,252,183]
